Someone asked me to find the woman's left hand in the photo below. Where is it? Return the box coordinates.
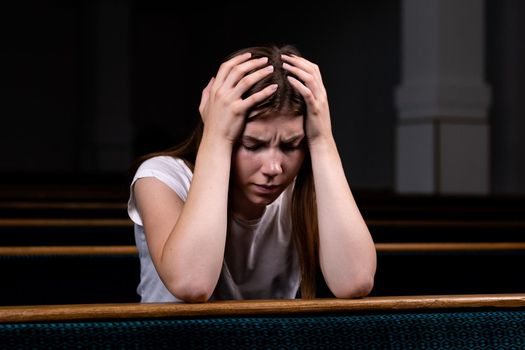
[281,54,333,145]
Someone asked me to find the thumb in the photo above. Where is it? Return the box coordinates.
[199,77,215,121]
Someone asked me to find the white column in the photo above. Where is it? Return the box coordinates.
[395,0,491,194]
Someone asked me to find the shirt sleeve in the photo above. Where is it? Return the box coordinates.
[127,156,193,226]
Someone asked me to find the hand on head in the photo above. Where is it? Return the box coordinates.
[198,46,333,148]
[281,54,332,145]
[198,52,278,144]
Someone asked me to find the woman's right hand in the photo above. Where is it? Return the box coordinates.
[198,52,277,144]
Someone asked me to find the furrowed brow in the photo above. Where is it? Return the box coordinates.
[282,134,305,143]
[242,136,269,143]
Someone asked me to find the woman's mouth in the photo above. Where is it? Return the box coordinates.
[253,184,281,194]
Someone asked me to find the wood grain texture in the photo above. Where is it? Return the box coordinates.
[0,246,138,255]
[375,242,525,252]
[2,242,525,256]
[2,218,524,228]
[367,219,525,228]
[0,218,132,227]
[1,294,525,323]
[0,201,127,210]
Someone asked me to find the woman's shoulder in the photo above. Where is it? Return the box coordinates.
[128,156,192,226]
[133,155,192,192]
[136,155,192,178]
[130,155,193,208]
[139,155,189,171]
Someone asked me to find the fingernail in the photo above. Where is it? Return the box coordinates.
[266,65,274,72]
[270,84,278,90]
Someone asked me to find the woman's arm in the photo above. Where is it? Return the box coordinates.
[134,53,277,302]
[309,137,377,298]
[282,54,377,298]
[134,138,232,302]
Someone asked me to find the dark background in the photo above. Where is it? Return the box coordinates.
[1,0,524,194]
[1,0,525,307]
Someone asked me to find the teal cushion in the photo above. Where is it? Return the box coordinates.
[1,310,525,349]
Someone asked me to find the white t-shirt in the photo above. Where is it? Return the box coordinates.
[127,156,300,302]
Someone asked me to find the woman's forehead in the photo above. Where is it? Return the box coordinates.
[243,114,304,138]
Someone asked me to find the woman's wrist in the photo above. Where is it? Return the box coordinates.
[308,133,337,155]
[201,128,236,152]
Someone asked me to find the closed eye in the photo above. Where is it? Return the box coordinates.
[243,143,263,152]
[280,143,302,152]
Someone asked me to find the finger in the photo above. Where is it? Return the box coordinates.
[281,54,318,74]
[222,56,269,90]
[199,77,214,118]
[287,76,315,105]
[238,83,278,111]
[214,52,252,88]
[231,64,274,98]
[282,62,323,97]
[281,54,323,83]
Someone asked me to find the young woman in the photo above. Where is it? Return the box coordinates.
[127,44,376,303]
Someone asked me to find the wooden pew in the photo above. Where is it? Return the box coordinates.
[368,219,525,242]
[2,243,525,305]
[1,294,524,348]
[1,190,523,246]
[0,218,134,245]
[356,192,525,220]
[372,242,525,297]
[2,217,525,245]
[3,242,525,256]
[0,180,128,202]
[2,293,524,322]
[2,190,525,221]
[1,191,524,305]
[0,201,127,219]
[0,245,140,305]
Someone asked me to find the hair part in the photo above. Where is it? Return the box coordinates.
[226,45,306,120]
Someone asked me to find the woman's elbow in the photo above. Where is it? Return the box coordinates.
[166,277,215,303]
[331,275,375,299]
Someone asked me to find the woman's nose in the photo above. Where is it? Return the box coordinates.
[261,151,283,177]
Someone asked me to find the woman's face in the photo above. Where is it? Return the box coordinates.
[231,113,306,218]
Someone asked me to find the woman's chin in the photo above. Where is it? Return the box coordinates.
[248,197,273,207]
[247,192,282,206]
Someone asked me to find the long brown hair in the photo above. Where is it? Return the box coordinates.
[132,44,319,298]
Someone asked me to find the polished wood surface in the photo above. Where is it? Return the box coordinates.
[0,218,132,227]
[0,201,127,210]
[375,242,525,252]
[1,294,524,323]
[2,242,525,256]
[0,246,138,256]
[367,219,525,229]
[2,218,525,229]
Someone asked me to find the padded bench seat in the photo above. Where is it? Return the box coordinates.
[1,294,524,349]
